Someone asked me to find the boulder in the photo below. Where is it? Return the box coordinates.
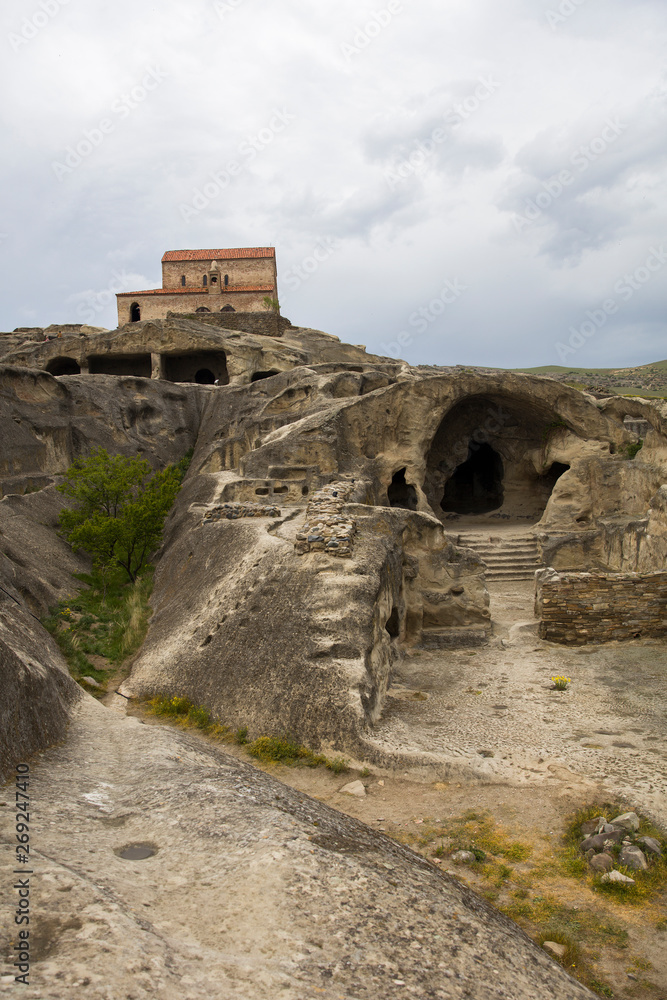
[589,853,614,873]
[601,870,635,885]
[638,836,662,856]
[339,780,366,798]
[580,830,624,853]
[618,846,648,871]
[610,811,640,832]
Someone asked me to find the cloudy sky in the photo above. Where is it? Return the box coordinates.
[1,0,666,368]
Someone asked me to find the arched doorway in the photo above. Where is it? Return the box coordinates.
[195,368,215,384]
[441,442,504,515]
[387,468,418,510]
[130,303,141,322]
[46,356,81,376]
[424,394,574,524]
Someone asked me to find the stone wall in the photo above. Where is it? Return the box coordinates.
[162,257,275,289]
[117,290,271,325]
[537,568,667,645]
[171,311,290,338]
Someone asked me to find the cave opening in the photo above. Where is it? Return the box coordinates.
[441,442,504,515]
[387,468,418,510]
[195,368,215,384]
[251,370,281,382]
[45,356,81,376]
[385,606,400,638]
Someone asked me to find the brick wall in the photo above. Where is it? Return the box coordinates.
[537,570,667,645]
[161,258,275,289]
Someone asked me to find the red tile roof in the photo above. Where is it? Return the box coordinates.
[162,248,275,262]
[117,285,275,297]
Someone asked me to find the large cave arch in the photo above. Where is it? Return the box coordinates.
[424,394,571,524]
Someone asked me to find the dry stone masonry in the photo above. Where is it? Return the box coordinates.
[537,569,667,645]
[204,501,281,522]
[295,481,357,557]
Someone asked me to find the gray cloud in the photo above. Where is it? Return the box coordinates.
[1,0,666,369]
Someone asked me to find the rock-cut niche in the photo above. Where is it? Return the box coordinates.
[424,394,570,523]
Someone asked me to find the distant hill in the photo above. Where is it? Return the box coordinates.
[510,360,667,398]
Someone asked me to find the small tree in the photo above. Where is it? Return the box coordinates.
[57,448,189,583]
[262,295,280,314]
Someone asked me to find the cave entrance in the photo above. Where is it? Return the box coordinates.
[251,369,280,382]
[45,356,80,376]
[388,468,418,510]
[88,353,152,377]
[441,442,504,515]
[163,351,229,385]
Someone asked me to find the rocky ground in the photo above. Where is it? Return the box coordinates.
[0,695,597,1000]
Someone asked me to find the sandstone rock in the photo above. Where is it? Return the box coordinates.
[581,816,607,837]
[610,811,640,832]
[638,836,662,856]
[451,850,476,864]
[589,852,614,872]
[618,845,648,871]
[339,780,366,797]
[601,870,635,885]
[580,830,624,853]
[0,697,598,999]
[543,941,567,959]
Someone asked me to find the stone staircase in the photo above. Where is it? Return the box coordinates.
[456,529,542,583]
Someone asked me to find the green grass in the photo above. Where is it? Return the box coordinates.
[562,801,667,905]
[147,698,349,773]
[42,569,153,687]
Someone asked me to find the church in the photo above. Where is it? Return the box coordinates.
[116,247,279,325]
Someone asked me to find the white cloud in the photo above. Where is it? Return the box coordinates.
[0,0,666,367]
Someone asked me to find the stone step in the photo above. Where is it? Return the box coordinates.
[486,570,538,580]
[421,626,491,649]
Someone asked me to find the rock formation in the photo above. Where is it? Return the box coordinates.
[2,312,666,996]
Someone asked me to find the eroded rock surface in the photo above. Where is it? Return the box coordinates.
[0,699,596,1000]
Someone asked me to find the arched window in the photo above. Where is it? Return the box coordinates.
[224,274,229,287]
[130,303,141,322]
[202,275,208,287]
[181,275,186,286]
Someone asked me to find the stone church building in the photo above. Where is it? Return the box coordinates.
[116,247,278,325]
